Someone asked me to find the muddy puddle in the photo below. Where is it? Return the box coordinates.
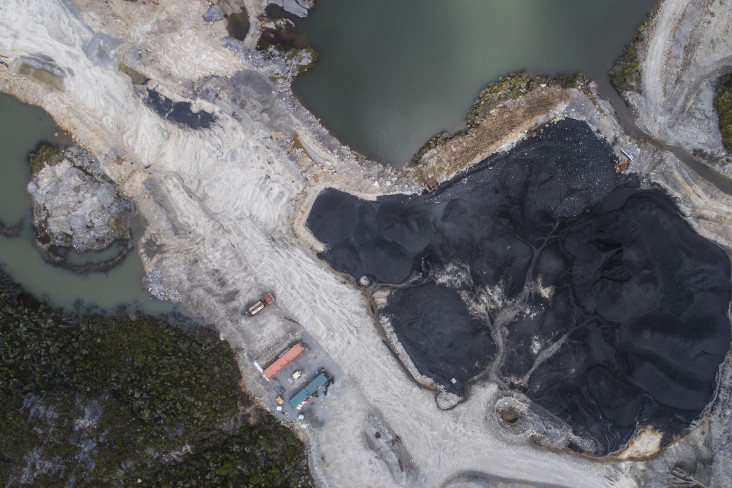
[307,119,732,454]
[0,93,173,314]
[225,9,250,41]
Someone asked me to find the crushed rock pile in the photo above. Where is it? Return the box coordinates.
[26,144,132,254]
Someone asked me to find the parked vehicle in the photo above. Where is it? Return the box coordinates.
[246,292,274,316]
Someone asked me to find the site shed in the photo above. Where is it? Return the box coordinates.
[288,372,329,410]
[263,343,304,380]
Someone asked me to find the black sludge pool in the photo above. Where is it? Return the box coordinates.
[306,119,731,454]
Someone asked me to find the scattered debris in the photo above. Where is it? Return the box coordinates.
[615,157,631,173]
[620,148,636,161]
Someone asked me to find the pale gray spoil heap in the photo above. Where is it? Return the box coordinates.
[27,145,131,253]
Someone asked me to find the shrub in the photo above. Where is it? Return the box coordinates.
[0,270,311,486]
[714,73,732,152]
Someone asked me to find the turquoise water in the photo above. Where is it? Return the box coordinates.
[0,93,173,313]
[293,0,657,164]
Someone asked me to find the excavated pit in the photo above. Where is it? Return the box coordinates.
[306,118,732,454]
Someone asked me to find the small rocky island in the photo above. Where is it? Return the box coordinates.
[27,143,132,265]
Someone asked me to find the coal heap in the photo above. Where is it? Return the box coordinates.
[306,119,731,453]
[144,89,215,130]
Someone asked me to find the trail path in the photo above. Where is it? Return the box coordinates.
[629,0,732,170]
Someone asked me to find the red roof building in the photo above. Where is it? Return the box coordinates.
[263,343,304,380]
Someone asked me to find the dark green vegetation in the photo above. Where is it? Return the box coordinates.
[467,72,582,127]
[466,72,533,127]
[714,73,732,153]
[293,47,319,75]
[0,271,311,487]
[609,44,640,94]
[28,142,60,174]
[610,9,657,94]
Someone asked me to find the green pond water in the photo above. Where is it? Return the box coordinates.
[293,0,657,164]
[0,93,173,313]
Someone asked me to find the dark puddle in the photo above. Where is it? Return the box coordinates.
[306,119,732,454]
[225,9,250,41]
[144,89,214,130]
[257,11,307,51]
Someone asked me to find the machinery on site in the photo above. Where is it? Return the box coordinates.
[246,292,274,316]
[620,148,636,161]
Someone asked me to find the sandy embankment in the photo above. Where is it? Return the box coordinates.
[1,0,732,487]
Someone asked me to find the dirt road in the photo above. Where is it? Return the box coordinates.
[629,0,732,172]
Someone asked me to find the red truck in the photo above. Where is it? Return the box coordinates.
[246,292,274,316]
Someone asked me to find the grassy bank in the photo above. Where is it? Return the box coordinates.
[411,72,582,165]
[609,8,658,95]
[467,72,581,127]
[0,271,311,487]
[714,73,732,153]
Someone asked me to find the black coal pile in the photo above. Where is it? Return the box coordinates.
[306,119,731,454]
[144,89,215,129]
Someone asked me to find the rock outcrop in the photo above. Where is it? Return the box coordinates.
[266,0,314,18]
[26,144,132,256]
[202,5,224,23]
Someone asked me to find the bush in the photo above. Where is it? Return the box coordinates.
[0,271,311,486]
[714,73,732,153]
[467,72,532,127]
[610,45,641,94]
[28,142,60,173]
[410,71,583,165]
[609,9,657,95]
